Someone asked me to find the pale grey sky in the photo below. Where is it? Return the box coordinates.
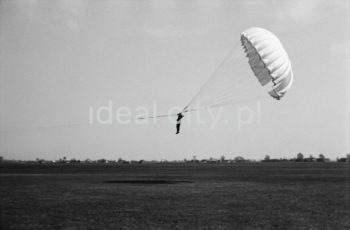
[1,0,349,161]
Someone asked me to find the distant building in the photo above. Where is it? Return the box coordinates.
[337,158,348,162]
[316,158,329,162]
[303,157,315,162]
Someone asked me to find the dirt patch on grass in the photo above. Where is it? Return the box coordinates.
[104,180,193,185]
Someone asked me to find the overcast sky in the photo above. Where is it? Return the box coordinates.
[1,0,349,161]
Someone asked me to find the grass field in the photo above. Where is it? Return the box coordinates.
[0,163,349,229]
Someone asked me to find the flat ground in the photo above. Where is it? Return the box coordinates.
[0,163,349,230]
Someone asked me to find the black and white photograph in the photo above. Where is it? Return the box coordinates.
[0,0,349,229]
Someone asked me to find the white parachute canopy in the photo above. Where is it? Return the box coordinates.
[184,27,293,112]
[241,27,293,100]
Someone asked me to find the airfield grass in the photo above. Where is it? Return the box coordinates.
[0,163,349,230]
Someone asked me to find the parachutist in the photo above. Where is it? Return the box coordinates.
[176,113,184,134]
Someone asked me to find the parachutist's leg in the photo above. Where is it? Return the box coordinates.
[176,124,180,134]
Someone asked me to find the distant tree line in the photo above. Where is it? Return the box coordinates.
[262,153,333,163]
[1,153,349,165]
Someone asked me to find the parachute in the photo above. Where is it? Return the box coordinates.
[241,27,293,100]
[135,27,293,122]
[183,27,293,112]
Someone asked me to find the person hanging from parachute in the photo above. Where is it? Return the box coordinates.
[175,113,184,134]
[138,27,293,135]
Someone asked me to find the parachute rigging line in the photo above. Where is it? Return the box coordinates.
[135,113,179,120]
[183,43,240,112]
[0,122,91,134]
